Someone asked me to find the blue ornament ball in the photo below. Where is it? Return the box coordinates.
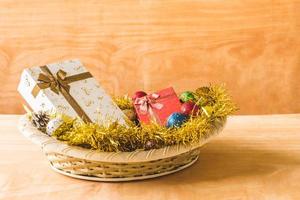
[166,112,189,128]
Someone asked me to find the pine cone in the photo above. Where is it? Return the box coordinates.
[31,111,50,133]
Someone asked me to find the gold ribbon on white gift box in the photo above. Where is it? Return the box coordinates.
[31,65,93,123]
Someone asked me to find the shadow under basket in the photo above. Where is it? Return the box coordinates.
[18,115,225,182]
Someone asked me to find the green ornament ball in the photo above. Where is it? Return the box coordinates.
[180,91,196,102]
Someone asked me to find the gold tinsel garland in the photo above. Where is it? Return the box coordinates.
[50,85,237,152]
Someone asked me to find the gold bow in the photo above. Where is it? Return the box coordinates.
[31,65,93,123]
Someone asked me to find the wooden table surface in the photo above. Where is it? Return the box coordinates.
[0,114,300,200]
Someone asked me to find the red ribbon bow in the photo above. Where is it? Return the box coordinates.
[134,93,164,123]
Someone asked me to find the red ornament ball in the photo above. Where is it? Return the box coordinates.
[181,101,199,116]
[132,91,147,100]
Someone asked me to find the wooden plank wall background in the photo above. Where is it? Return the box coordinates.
[0,0,299,114]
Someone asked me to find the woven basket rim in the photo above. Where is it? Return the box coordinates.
[18,114,224,163]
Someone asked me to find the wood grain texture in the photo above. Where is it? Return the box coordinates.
[1,114,300,199]
[0,0,299,114]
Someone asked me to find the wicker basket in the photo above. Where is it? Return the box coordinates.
[18,115,225,181]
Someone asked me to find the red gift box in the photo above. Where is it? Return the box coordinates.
[134,87,181,125]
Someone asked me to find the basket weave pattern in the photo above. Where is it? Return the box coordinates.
[18,115,223,181]
[46,148,199,178]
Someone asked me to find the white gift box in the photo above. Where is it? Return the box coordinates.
[18,59,127,125]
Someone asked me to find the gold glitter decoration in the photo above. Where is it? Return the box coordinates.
[48,85,237,152]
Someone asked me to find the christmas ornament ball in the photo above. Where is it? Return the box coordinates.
[181,101,200,116]
[46,117,64,136]
[180,91,195,102]
[166,112,189,128]
[132,91,147,100]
